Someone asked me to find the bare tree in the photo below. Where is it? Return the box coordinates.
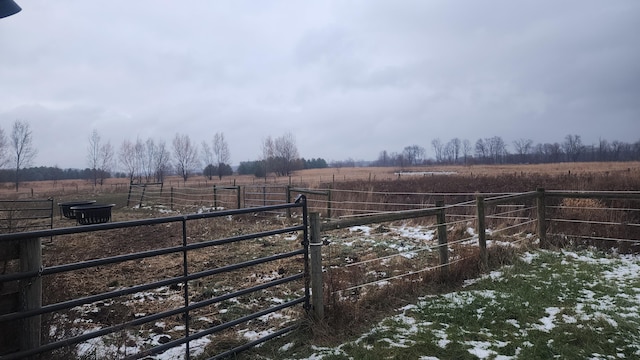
[563,134,583,162]
[172,133,199,182]
[486,136,508,164]
[119,139,138,182]
[151,140,171,183]
[99,142,114,185]
[443,142,455,164]
[213,132,231,180]
[274,132,299,176]
[87,130,114,186]
[0,126,8,168]
[448,138,461,164]
[201,141,214,180]
[87,130,101,185]
[403,145,426,166]
[375,150,390,166]
[261,136,275,177]
[475,138,488,163]
[513,138,533,163]
[462,139,472,164]
[431,138,444,163]
[10,120,38,191]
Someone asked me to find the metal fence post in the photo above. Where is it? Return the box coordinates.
[20,237,42,356]
[309,213,324,320]
[537,187,547,248]
[436,200,449,277]
[476,196,488,270]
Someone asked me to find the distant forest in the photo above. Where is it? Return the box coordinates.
[0,134,638,184]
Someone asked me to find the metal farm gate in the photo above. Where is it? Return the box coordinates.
[0,196,310,359]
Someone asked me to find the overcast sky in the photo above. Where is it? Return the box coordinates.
[1,1,639,169]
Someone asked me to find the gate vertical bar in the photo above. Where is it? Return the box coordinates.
[296,195,311,311]
[182,219,190,358]
[309,212,324,319]
[476,196,488,270]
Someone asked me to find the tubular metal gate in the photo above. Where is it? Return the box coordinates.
[0,196,310,359]
[0,199,53,234]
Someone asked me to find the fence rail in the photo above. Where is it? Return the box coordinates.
[1,188,639,357]
[0,198,310,359]
[0,199,53,234]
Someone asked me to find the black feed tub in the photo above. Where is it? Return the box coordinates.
[58,200,96,219]
[70,204,115,225]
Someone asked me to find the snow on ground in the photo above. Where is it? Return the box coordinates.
[279,248,640,359]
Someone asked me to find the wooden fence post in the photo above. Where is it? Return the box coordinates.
[236,186,242,209]
[170,187,174,211]
[309,213,324,320]
[537,187,547,248]
[286,185,292,218]
[476,196,488,270]
[126,182,133,207]
[20,237,42,356]
[436,200,449,277]
[213,185,218,210]
[327,188,332,219]
[139,184,146,208]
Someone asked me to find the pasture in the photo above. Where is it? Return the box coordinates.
[1,162,639,359]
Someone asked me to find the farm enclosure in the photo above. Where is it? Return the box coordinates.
[1,164,640,358]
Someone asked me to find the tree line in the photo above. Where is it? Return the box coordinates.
[0,121,325,188]
[373,135,640,166]
[1,119,638,189]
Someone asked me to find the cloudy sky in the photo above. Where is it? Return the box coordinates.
[1,1,639,169]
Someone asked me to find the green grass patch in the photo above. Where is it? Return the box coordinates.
[248,248,640,359]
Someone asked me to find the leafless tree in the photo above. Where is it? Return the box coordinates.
[151,140,171,183]
[201,141,214,180]
[462,139,472,164]
[513,138,533,163]
[375,150,390,166]
[563,134,583,162]
[119,139,138,182]
[87,130,101,185]
[486,136,508,164]
[87,130,114,186]
[431,138,444,163]
[213,132,231,180]
[172,133,199,182]
[443,142,455,164]
[10,120,38,191]
[403,145,426,166]
[0,126,8,168]
[261,136,275,177]
[448,138,461,164]
[274,132,299,176]
[475,138,488,162]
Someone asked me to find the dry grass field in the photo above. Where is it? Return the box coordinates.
[1,161,638,200]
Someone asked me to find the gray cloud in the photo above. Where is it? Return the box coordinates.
[1,0,638,169]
